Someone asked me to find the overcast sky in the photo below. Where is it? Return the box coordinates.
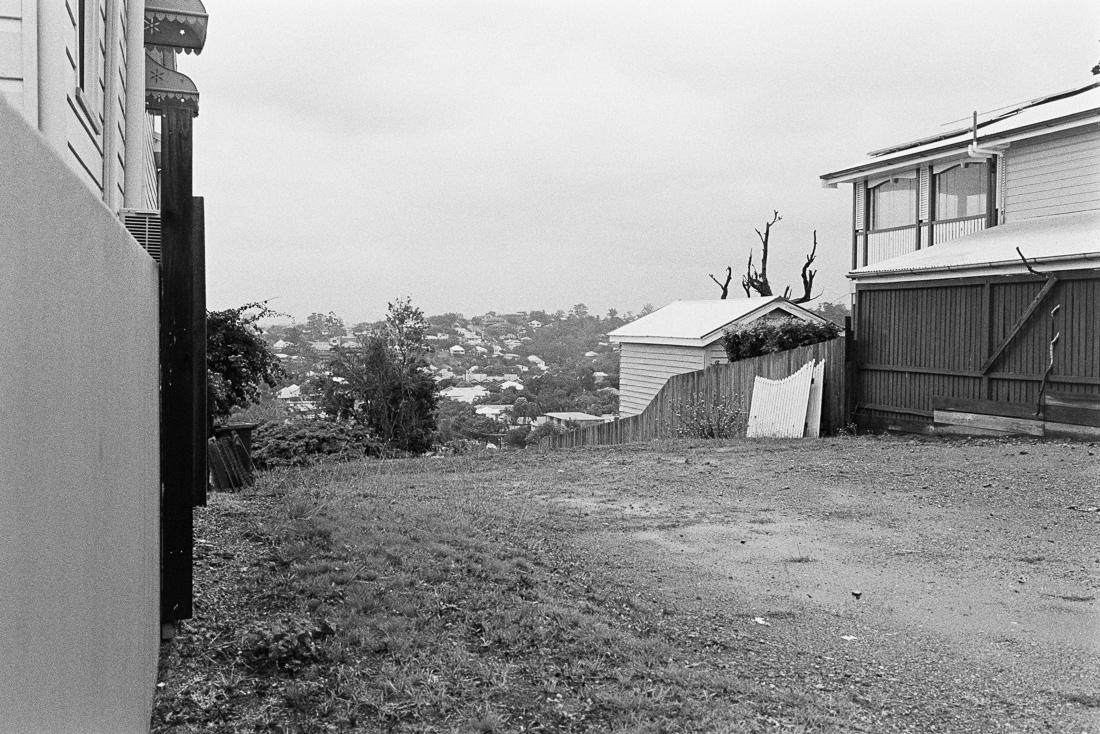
[187,1,1099,324]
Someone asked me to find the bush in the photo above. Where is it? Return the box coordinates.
[723,317,841,362]
[525,422,564,447]
[251,419,382,469]
[667,397,745,439]
[504,425,531,449]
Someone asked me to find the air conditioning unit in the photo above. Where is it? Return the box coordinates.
[120,208,162,264]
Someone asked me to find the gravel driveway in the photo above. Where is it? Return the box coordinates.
[543,436,1100,732]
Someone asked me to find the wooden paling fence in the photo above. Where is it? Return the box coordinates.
[545,338,848,449]
[208,432,255,490]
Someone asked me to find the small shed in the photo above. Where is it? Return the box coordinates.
[609,297,825,417]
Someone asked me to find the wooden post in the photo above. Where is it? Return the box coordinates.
[192,196,207,507]
[159,106,195,624]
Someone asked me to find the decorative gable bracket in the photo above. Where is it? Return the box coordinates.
[145,52,199,115]
[145,0,208,55]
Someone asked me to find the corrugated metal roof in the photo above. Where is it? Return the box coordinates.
[608,297,820,347]
[822,80,1100,183]
[850,211,1100,280]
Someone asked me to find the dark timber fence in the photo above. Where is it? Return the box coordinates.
[545,338,847,449]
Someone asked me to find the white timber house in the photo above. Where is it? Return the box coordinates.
[608,298,826,418]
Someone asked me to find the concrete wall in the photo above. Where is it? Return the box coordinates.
[0,96,160,733]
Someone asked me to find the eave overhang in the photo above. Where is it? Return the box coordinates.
[821,80,1100,187]
[145,0,208,55]
[145,52,199,115]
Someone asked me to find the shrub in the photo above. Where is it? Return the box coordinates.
[504,425,531,449]
[251,419,381,469]
[667,397,746,439]
[723,317,841,362]
[525,421,564,447]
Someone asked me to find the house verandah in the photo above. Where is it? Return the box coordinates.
[850,217,1100,435]
[822,80,1100,436]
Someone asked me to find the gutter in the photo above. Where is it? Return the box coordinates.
[848,251,1100,280]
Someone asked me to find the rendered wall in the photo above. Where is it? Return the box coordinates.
[0,97,160,733]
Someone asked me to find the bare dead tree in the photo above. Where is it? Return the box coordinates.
[782,232,818,304]
[740,211,781,298]
[710,210,818,303]
[708,266,733,298]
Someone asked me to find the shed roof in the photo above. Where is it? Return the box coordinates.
[822,80,1100,184]
[850,211,1100,283]
[608,298,822,347]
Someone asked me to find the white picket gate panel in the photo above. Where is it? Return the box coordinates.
[746,360,815,438]
[805,359,826,438]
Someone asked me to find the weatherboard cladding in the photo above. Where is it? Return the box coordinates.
[1003,127,1100,223]
[618,343,703,418]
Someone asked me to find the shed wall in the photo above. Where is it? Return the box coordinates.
[1004,127,1100,222]
[618,342,704,417]
[854,271,1100,426]
[0,97,160,734]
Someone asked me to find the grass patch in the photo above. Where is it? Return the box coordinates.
[152,451,894,732]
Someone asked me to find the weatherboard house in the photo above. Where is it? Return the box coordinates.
[3,0,212,731]
[608,298,825,418]
[821,79,1100,436]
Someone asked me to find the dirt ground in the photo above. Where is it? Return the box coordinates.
[534,435,1100,732]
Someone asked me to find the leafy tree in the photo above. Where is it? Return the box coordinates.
[315,299,438,454]
[207,302,287,423]
[813,300,851,326]
[304,311,345,340]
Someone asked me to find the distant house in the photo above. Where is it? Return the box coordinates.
[441,386,490,403]
[821,79,1100,435]
[474,346,488,355]
[608,298,826,417]
[593,371,608,383]
[584,351,599,358]
[527,355,546,368]
[272,339,290,350]
[475,404,511,420]
[449,345,466,356]
[528,320,543,328]
[500,380,525,391]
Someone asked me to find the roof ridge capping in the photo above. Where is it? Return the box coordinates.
[866,79,1100,158]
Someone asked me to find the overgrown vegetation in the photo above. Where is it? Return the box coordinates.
[723,317,841,363]
[251,420,381,469]
[314,299,439,454]
[667,396,746,439]
[207,302,287,423]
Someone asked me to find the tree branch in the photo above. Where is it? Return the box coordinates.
[789,231,818,304]
[709,266,733,299]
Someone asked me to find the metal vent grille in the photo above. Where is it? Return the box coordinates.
[121,209,162,263]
